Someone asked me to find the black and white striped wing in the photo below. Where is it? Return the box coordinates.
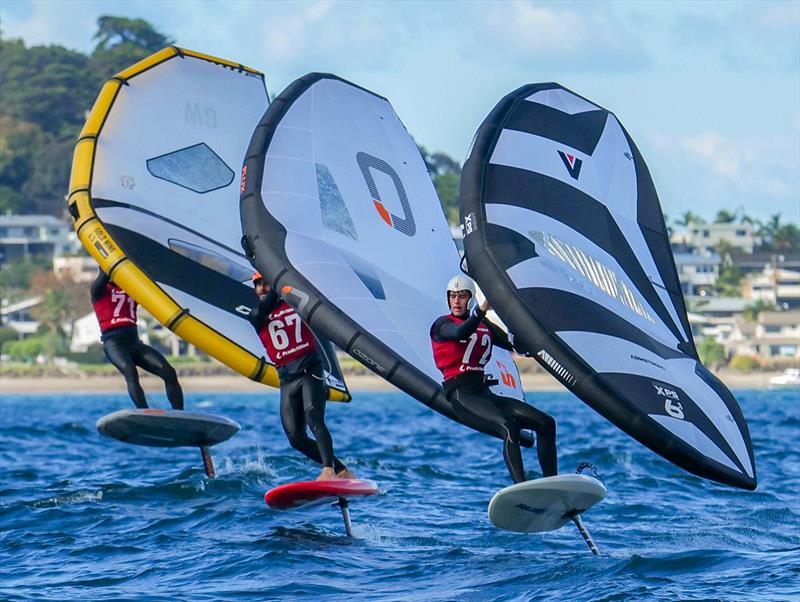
[461,83,755,490]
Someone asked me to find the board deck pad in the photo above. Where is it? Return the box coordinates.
[488,474,606,533]
[97,409,241,448]
[265,479,378,510]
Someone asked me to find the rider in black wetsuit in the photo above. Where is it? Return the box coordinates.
[430,275,557,483]
[91,269,183,410]
[249,272,354,481]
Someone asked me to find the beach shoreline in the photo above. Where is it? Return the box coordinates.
[0,370,786,395]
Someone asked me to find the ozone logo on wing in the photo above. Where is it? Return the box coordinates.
[352,347,387,374]
[356,152,416,237]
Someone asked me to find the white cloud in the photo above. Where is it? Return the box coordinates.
[649,130,799,221]
[678,132,753,179]
[479,2,650,71]
[250,1,409,76]
[670,1,800,70]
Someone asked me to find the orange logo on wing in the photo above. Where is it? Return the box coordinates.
[373,200,392,227]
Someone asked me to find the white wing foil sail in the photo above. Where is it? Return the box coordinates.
[240,73,529,442]
[460,83,756,490]
[68,48,349,400]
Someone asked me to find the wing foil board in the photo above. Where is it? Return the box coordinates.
[460,82,756,490]
[265,479,378,510]
[97,409,240,448]
[488,474,606,533]
[265,479,378,537]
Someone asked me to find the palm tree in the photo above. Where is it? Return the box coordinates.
[675,211,705,227]
[714,209,737,224]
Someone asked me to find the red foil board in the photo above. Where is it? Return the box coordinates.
[265,480,378,509]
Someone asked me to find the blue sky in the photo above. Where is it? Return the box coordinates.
[2,0,798,224]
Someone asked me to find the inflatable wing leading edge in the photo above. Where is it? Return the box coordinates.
[460,83,755,490]
[68,47,349,401]
[240,73,530,443]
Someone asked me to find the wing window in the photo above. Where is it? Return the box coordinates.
[168,239,253,282]
[147,143,234,193]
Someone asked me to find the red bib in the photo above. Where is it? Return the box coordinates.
[93,283,138,332]
[431,314,493,381]
[257,301,317,367]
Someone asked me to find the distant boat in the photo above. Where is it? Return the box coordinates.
[769,368,800,389]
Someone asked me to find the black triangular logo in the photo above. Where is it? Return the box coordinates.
[557,150,583,180]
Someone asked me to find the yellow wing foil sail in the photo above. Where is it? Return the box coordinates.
[68,47,350,401]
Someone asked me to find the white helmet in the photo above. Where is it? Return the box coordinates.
[447,274,476,309]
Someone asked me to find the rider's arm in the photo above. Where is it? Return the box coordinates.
[249,289,280,329]
[431,307,485,341]
[485,320,515,351]
[90,270,109,303]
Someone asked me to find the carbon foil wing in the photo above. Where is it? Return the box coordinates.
[460,83,755,489]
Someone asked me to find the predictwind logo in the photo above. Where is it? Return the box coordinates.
[557,150,583,180]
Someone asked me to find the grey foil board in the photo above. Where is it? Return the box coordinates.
[97,409,241,448]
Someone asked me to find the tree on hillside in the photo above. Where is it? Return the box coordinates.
[0,39,97,138]
[29,270,90,357]
[0,17,174,216]
[429,152,461,176]
[416,143,463,225]
[697,337,726,369]
[756,213,800,253]
[714,240,743,297]
[743,299,775,322]
[771,223,800,253]
[434,171,461,225]
[92,16,172,76]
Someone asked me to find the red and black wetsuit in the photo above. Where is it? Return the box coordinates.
[249,289,346,473]
[431,307,557,483]
[91,270,183,410]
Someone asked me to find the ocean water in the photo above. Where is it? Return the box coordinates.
[0,388,798,601]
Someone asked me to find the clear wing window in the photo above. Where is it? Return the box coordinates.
[168,239,253,282]
[147,143,234,193]
[316,163,358,240]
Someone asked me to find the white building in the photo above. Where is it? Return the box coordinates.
[0,296,43,336]
[742,267,800,309]
[674,252,720,297]
[687,297,750,349]
[0,214,79,267]
[728,311,800,358]
[53,256,98,283]
[672,222,757,254]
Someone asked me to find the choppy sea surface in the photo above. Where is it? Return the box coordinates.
[1,388,798,601]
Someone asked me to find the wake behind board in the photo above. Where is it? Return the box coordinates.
[97,409,241,477]
[489,475,606,554]
[265,479,378,537]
